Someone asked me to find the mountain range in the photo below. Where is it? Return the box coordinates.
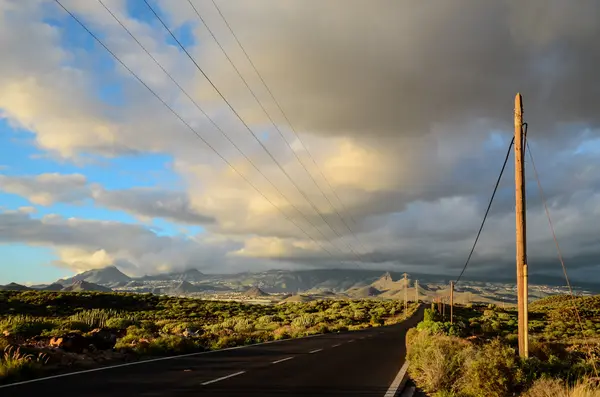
[2,265,597,297]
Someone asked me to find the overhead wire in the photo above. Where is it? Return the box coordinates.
[455,137,515,285]
[210,0,371,229]
[54,0,342,261]
[142,0,366,264]
[525,132,598,377]
[95,0,346,257]
[187,0,372,259]
[209,0,388,264]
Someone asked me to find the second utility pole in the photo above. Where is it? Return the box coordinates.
[403,273,408,315]
[450,281,454,324]
[514,93,528,358]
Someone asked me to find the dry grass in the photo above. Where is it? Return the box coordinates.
[0,346,48,380]
[406,329,473,394]
[523,378,600,397]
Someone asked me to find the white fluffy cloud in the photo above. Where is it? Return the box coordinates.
[0,173,215,225]
[0,174,90,205]
[1,0,600,281]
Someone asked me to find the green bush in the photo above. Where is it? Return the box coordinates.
[0,346,48,382]
[522,377,600,397]
[459,339,517,397]
[106,317,137,330]
[0,316,56,338]
[424,308,437,322]
[406,330,473,394]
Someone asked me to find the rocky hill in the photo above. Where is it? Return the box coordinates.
[61,280,112,292]
[244,286,269,297]
[40,283,64,291]
[0,282,32,291]
[57,266,131,286]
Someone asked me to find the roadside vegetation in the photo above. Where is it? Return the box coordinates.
[406,295,600,396]
[0,290,419,384]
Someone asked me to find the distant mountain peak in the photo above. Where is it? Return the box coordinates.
[379,272,393,282]
[244,286,269,297]
[57,266,131,286]
[181,269,203,274]
[0,282,32,291]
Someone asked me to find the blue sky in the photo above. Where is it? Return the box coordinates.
[2,1,600,286]
[0,2,196,284]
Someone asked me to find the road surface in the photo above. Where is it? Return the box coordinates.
[3,306,424,397]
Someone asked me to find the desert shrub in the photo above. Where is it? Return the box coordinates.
[106,317,137,330]
[0,346,48,382]
[424,308,437,322]
[292,314,315,329]
[59,320,91,333]
[0,316,56,338]
[69,309,118,329]
[406,330,473,394]
[233,318,254,334]
[142,335,199,355]
[459,339,517,397]
[523,377,600,397]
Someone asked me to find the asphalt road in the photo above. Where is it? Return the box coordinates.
[3,306,424,397]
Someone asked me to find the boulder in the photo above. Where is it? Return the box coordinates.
[50,333,88,353]
[182,329,199,338]
[88,329,117,350]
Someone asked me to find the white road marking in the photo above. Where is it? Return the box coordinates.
[348,339,355,343]
[309,349,323,354]
[201,371,245,386]
[384,361,410,397]
[332,343,341,347]
[272,356,294,364]
[0,333,326,389]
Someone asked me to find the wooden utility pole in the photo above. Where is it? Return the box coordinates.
[415,280,419,303]
[403,273,408,315]
[450,281,454,324]
[442,297,445,318]
[514,93,529,358]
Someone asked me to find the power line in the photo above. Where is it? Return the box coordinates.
[186,0,373,260]
[455,137,514,285]
[54,0,340,260]
[526,140,598,377]
[187,1,364,249]
[142,0,366,263]
[95,0,346,256]
[209,0,366,228]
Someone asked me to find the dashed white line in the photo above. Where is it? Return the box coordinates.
[309,349,323,354]
[332,343,341,347]
[348,339,355,343]
[272,356,294,364]
[0,332,327,389]
[201,371,245,385]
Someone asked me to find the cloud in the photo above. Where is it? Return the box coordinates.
[0,173,90,205]
[0,173,214,225]
[0,210,308,275]
[1,1,600,282]
[92,187,215,225]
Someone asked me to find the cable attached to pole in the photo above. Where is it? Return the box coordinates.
[455,138,514,285]
[527,141,598,377]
